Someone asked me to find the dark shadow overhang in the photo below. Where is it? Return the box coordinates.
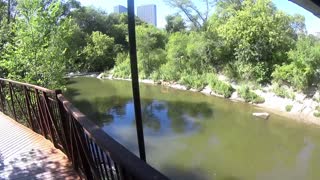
[289,0,320,18]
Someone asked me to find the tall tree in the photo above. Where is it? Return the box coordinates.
[217,0,299,82]
[164,0,215,29]
[1,0,76,88]
[165,14,186,33]
[82,31,115,72]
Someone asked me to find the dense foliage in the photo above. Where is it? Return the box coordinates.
[0,0,319,93]
[1,0,76,89]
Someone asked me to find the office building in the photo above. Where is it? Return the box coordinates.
[137,4,157,26]
[114,5,127,14]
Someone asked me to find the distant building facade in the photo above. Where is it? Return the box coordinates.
[114,5,127,14]
[137,4,157,26]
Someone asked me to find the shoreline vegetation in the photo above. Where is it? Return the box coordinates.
[67,72,320,127]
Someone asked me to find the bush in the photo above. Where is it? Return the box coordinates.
[238,85,265,103]
[285,105,293,112]
[113,58,131,78]
[272,84,295,99]
[82,31,115,72]
[179,72,207,90]
[313,111,320,118]
[157,62,181,81]
[272,63,312,91]
[272,35,320,91]
[207,74,234,98]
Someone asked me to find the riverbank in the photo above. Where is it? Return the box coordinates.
[73,72,320,126]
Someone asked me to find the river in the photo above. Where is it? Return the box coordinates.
[65,77,320,180]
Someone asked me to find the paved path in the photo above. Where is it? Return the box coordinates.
[0,113,79,179]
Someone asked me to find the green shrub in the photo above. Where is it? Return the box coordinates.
[316,106,320,111]
[207,74,234,98]
[252,96,266,104]
[238,85,265,103]
[285,105,293,112]
[272,84,295,99]
[158,62,181,81]
[271,36,320,91]
[179,72,207,90]
[113,58,131,78]
[313,111,320,118]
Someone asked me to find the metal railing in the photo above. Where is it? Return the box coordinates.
[0,78,169,180]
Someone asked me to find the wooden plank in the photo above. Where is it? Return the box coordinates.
[0,113,79,179]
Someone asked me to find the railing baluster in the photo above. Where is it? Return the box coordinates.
[35,89,47,137]
[8,82,17,120]
[72,118,97,179]
[106,154,115,180]
[94,143,107,179]
[99,147,110,180]
[114,162,121,180]
[24,86,35,131]
[0,81,5,112]
[28,90,43,134]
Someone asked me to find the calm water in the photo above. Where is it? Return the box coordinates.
[66,77,320,180]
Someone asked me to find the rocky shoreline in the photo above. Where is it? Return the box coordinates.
[71,72,320,126]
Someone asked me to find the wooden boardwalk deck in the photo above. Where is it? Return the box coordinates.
[0,113,79,180]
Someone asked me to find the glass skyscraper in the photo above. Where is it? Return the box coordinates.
[137,4,157,26]
[114,5,127,14]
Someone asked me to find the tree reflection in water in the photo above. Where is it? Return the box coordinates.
[73,95,213,135]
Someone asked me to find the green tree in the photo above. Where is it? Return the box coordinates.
[1,0,76,89]
[82,31,115,72]
[136,25,167,78]
[165,14,186,33]
[158,31,210,82]
[113,25,167,79]
[217,0,299,83]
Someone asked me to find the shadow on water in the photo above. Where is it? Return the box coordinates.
[70,96,131,126]
[65,78,77,85]
[63,87,81,97]
[69,95,214,134]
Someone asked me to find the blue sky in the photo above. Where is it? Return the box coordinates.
[78,0,320,34]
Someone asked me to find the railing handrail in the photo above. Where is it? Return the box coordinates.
[0,78,55,94]
[58,94,168,180]
[0,78,169,180]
